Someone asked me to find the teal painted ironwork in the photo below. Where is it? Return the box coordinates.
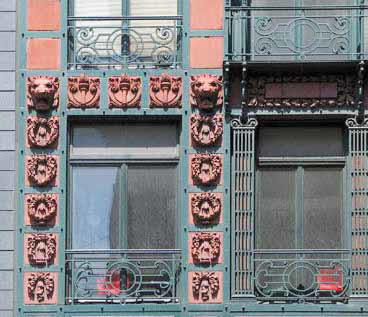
[230,117,257,298]
[347,117,368,297]
[225,1,367,62]
[65,249,181,304]
[67,16,183,69]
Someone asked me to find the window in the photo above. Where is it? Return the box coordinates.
[66,120,181,303]
[254,125,350,301]
[68,0,182,69]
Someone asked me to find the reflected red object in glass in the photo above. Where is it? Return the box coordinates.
[97,270,132,296]
[317,267,344,293]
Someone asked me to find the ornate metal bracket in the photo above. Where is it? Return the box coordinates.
[240,62,248,121]
[223,61,231,116]
[357,61,365,123]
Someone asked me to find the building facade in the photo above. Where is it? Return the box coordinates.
[3,0,368,316]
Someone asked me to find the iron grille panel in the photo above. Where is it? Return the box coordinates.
[231,120,256,297]
[349,122,368,296]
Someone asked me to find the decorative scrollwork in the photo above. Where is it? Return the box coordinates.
[346,117,368,128]
[26,233,57,265]
[26,155,57,187]
[191,192,222,225]
[27,77,59,111]
[68,75,100,108]
[26,193,57,226]
[27,117,59,148]
[108,75,142,108]
[150,73,182,108]
[190,113,223,146]
[68,22,182,68]
[191,153,222,186]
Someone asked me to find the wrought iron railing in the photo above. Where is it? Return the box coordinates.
[67,16,183,69]
[65,249,181,304]
[225,3,368,62]
[254,249,351,303]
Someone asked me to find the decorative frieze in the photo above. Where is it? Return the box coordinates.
[149,73,182,108]
[191,153,222,185]
[26,116,59,148]
[189,271,223,304]
[27,76,59,111]
[190,232,222,265]
[25,193,58,226]
[25,272,57,304]
[190,192,222,225]
[68,75,100,108]
[190,113,223,146]
[190,75,223,110]
[26,233,57,265]
[247,75,356,108]
[26,155,58,187]
[108,75,142,108]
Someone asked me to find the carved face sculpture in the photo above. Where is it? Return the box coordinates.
[192,272,220,303]
[27,233,57,265]
[27,155,57,187]
[191,154,222,186]
[27,117,59,148]
[190,75,223,110]
[191,232,221,264]
[191,114,223,146]
[27,77,59,111]
[27,272,55,303]
[191,193,222,224]
[27,194,57,225]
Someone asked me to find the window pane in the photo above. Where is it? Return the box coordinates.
[127,165,177,249]
[71,123,179,159]
[256,168,296,249]
[130,0,177,16]
[72,166,120,249]
[303,167,343,249]
[258,127,344,157]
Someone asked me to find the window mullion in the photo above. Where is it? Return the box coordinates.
[295,166,304,250]
[120,163,128,249]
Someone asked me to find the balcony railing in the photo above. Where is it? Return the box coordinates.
[65,249,181,304]
[67,16,183,69]
[254,249,350,303]
[225,3,368,62]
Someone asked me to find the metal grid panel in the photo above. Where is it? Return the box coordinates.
[231,119,256,297]
[349,121,368,296]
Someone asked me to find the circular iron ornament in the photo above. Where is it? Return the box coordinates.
[107,29,144,64]
[106,261,142,297]
[283,261,318,296]
[76,47,99,64]
[285,18,321,53]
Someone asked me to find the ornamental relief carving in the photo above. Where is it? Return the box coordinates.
[191,193,222,225]
[191,75,223,110]
[26,193,58,226]
[27,77,59,111]
[27,117,59,148]
[68,75,100,108]
[247,75,356,108]
[149,73,182,108]
[108,75,142,108]
[26,233,57,265]
[26,155,58,187]
[191,154,222,185]
[25,272,56,304]
[190,232,222,265]
[190,271,222,304]
[190,113,223,146]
